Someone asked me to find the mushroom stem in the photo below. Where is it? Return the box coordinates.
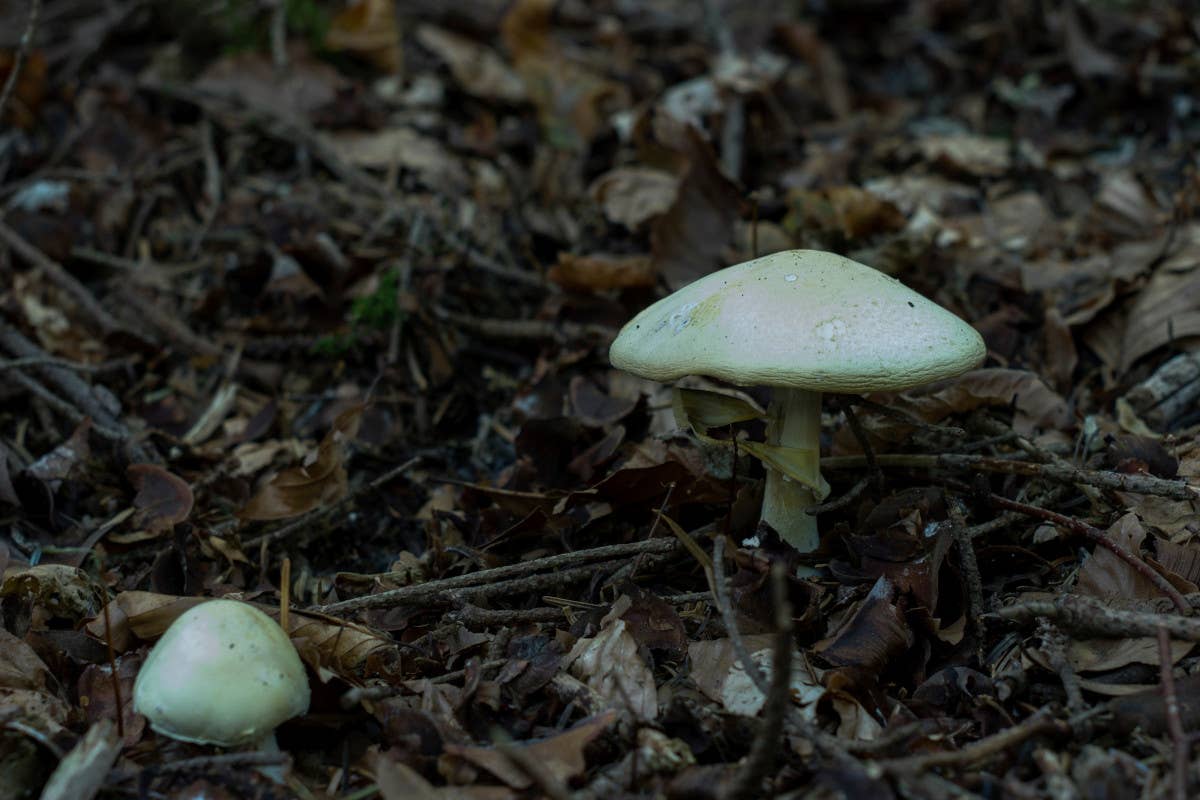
[761,387,822,551]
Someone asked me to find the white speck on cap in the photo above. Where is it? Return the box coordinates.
[609,250,986,393]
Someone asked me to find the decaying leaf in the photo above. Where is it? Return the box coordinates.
[416,24,525,103]
[565,617,657,720]
[589,167,680,230]
[442,712,614,790]
[325,0,403,73]
[688,635,823,717]
[126,463,193,534]
[815,577,913,684]
[647,113,744,290]
[549,253,656,292]
[239,404,364,521]
[1,564,101,620]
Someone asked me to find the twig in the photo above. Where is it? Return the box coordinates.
[244,456,422,549]
[316,547,677,616]
[0,355,135,373]
[838,398,883,498]
[313,538,679,615]
[986,493,1190,614]
[992,595,1200,640]
[1158,625,1189,800]
[4,369,124,441]
[711,542,864,773]
[340,660,509,709]
[819,452,1196,501]
[449,602,564,626]
[0,321,129,437]
[875,708,1062,774]
[806,476,869,515]
[268,0,288,71]
[711,536,769,695]
[723,564,792,800]
[948,499,985,652]
[846,396,966,437]
[0,221,121,334]
[434,307,615,343]
[0,0,42,124]
[1038,620,1083,713]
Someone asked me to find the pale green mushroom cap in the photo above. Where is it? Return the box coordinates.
[609,250,985,393]
[133,599,310,747]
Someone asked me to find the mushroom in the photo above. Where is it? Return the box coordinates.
[608,249,985,552]
[133,599,310,751]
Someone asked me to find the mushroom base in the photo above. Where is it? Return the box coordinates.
[761,388,822,552]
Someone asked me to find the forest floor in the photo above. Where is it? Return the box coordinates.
[2,1,1200,798]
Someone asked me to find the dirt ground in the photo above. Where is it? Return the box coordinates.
[2,1,1200,798]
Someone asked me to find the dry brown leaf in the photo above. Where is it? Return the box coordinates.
[322,128,469,191]
[239,404,364,521]
[415,25,524,103]
[193,48,347,122]
[815,577,912,681]
[897,368,1072,436]
[1120,234,1200,371]
[443,712,614,790]
[126,463,193,534]
[0,628,53,691]
[564,617,657,719]
[919,134,1010,178]
[785,186,905,242]
[646,113,743,290]
[501,0,627,150]
[1074,513,1159,602]
[549,253,656,292]
[589,167,680,230]
[26,418,91,490]
[325,0,403,73]
[38,719,121,800]
[688,636,823,717]
[1,564,101,621]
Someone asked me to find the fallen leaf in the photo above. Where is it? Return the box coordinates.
[443,712,614,790]
[565,618,657,719]
[126,464,193,534]
[322,128,469,191]
[416,24,525,103]
[1,564,101,621]
[589,167,680,230]
[549,253,656,292]
[815,577,913,686]
[194,48,347,122]
[38,719,121,800]
[919,134,1010,178]
[688,636,823,717]
[239,404,364,521]
[326,0,403,73]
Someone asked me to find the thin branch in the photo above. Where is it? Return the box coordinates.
[0,0,42,124]
[992,595,1200,640]
[723,565,792,800]
[1157,625,1189,800]
[987,493,1190,614]
[819,452,1196,501]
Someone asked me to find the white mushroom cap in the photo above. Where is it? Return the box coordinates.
[609,250,985,393]
[133,599,310,747]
